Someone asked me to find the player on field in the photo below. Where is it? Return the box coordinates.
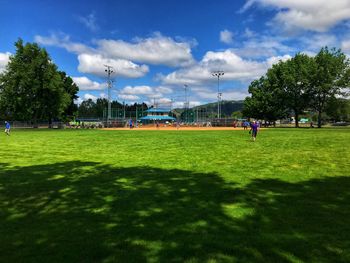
[4,121,10,136]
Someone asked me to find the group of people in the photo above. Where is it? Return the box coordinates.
[232,120,260,142]
[128,119,143,129]
[232,120,251,129]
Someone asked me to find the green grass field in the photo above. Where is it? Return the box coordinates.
[0,128,349,262]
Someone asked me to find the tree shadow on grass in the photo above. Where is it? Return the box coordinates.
[0,161,349,262]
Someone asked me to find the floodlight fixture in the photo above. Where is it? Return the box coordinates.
[212,71,225,118]
[104,65,115,121]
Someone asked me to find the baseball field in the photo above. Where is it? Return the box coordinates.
[0,128,349,262]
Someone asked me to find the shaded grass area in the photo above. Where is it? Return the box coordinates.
[0,128,350,262]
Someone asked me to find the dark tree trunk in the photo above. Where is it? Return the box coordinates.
[317,111,322,128]
[49,114,52,129]
[33,114,38,128]
[295,112,299,128]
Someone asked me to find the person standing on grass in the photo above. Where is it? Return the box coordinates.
[4,121,10,136]
[243,121,249,130]
[250,121,259,142]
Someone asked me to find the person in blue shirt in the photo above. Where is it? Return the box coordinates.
[243,121,250,130]
[5,121,10,136]
[250,121,259,142]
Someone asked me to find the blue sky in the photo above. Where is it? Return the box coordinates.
[1,0,350,108]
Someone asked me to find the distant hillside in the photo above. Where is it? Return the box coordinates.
[173,100,244,117]
[194,100,244,116]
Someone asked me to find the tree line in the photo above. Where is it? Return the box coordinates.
[243,47,350,128]
[77,98,149,119]
[0,39,79,127]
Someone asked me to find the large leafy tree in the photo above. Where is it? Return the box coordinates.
[243,78,268,120]
[77,98,118,119]
[243,74,288,122]
[312,47,350,127]
[95,98,109,118]
[77,99,97,118]
[243,48,350,128]
[0,39,75,126]
[278,53,316,127]
[325,97,350,122]
[77,99,148,119]
[59,71,79,121]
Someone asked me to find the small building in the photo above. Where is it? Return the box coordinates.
[140,108,176,124]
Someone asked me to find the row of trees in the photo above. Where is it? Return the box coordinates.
[77,98,149,119]
[243,47,350,127]
[0,39,79,126]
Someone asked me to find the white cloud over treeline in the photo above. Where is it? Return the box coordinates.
[242,0,350,32]
[0,52,11,73]
[35,32,195,78]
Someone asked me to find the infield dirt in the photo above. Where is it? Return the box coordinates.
[103,126,248,131]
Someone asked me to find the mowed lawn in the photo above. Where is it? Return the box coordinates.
[0,128,349,263]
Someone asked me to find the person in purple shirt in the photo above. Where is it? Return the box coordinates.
[4,121,10,136]
[250,121,259,141]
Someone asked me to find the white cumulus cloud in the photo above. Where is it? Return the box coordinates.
[300,34,338,50]
[0,52,11,73]
[35,33,148,78]
[83,93,98,102]
[35,32,195,79]
[77,53,149,78]
[97,33,195,67]
[118,94,140,101]
[242,0,350,32]
[35,34,94,54]
[119,85,175,102]
[266,54,292,67]
[78,12,99,32]
[72,76,106,91]
[160,49,271,85]
[341,39,350,53]
[234,35,293,58]
[155,86,173,94]
[121,85,154,95]
[220,30,234,44]
[221,89,250,100]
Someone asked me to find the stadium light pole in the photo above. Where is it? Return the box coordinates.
[104,65,114,121]
[184,84,189,122]
[170,98,174,110]
[218,92,222,118]
[212,71,224,119]
[123,101,126,120]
